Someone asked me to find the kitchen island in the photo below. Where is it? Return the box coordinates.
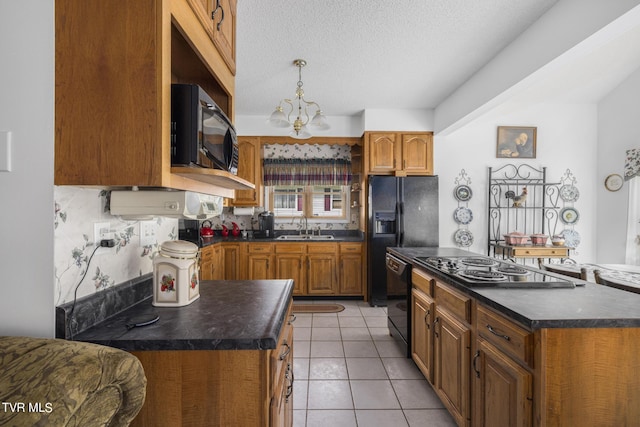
[389,247,640,427]
[73,279,295,427]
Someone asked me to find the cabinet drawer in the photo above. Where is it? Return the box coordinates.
[412,268,434,297]
[200,246,214,260]
[511,247,570,257]
[307,243,337,254]
[275,243,306,253]
[248,243,273,253]
[339,243,362,254]
[476,305,533,367]
[434,281,471,323]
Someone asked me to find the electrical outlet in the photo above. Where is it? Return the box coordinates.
[140,220,157,246]
[93,222,111,244]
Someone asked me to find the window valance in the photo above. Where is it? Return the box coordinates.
[263,158,352,186]
[625,148,640,181]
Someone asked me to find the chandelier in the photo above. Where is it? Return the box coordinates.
[268,59,330,139]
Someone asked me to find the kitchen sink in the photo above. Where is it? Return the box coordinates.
[276,234,335,240]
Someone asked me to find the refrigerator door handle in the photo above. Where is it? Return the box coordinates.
[395,202,401,246]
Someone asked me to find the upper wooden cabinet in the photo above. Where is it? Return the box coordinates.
[55,0,249,197]
[230,137,262,206]
[365,132,433,175]
[186,0,236,74]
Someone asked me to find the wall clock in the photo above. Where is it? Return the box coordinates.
[604,174,623,192]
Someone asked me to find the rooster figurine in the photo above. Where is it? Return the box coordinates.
[507,187,528,207]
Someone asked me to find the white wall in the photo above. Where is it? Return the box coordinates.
[435,102,597,264]
[0,1,55,337]
[597,67,640,263]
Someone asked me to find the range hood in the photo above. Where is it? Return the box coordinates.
[110,190,223,220]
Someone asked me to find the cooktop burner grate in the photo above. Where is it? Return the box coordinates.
[459,269,507,282]
[459,257,499,267]
[495,265,529,276]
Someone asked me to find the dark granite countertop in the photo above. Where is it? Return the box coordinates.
[200,230,364,246]
[72,279,294,351]
[388,247,640,330]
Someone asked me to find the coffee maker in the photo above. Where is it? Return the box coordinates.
[254,211,274,238]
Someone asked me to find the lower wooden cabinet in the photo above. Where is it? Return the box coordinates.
[338,243,364,295]
[223,243,240,280]
[411,287,434,383]
[411,265,640,427]
[434,305,471,427]
[131,300,294,427]
[473,338,532,427]
[200,243,222,280]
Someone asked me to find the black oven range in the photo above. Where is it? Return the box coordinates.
[413,256,578,288]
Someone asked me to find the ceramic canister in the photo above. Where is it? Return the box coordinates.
[153,240,200,307]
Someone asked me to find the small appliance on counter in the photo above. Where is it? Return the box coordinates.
[153,240,200,307]
[254,211,274,238]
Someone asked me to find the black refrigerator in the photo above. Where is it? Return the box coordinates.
[367,175,439,307]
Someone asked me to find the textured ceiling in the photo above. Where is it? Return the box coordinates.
[235,0,559,117]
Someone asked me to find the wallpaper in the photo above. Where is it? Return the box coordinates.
[54,186,177,305]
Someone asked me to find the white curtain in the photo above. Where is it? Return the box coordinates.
[626,177,640,265]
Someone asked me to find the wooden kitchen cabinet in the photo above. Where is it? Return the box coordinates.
[131,299,294,427]
[200,243,222,280]
[186,0,237,75]
[307,243,338,295]
[247,243,275,280]
[411,268,435,383]
[364,132,433,175]
[275,244,306,295]
[433,281,472,427]
[223,243,240,280]
[338,243,364,295]
[55,0,250,197]
[231,137,262,206]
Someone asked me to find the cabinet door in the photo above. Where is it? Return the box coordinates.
[186,0,213,36]
[402,133,433,174]
[276,254,306,295]
[473,339,532,427]
[248,254,273,280]
[307,254,337,294]
[211,244,223,280]
[368,133,399,173]
[211,0,236,75]
[411,288,435,383]
[434,307,471,427]
[200,245,214,280]
[223,244,240,280]
[339,254,363,295]
[232,137,261,206]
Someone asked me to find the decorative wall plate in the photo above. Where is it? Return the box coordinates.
[454,229,474,247]
[561,229,581,248]
[454,185,473,202]
[604,174,623,192]
[453,207,473,225]
[559,185,580,202]
[504,190,515,199]
[560,207,580,225]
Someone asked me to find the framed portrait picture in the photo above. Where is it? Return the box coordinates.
[496,126,537,159]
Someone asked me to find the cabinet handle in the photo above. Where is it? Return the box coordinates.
[434,317,440,338]
[211,0,225,31]
[279,342,291,360]
[285,363,294,402]
[289,314,296,324]
[424,309,430,329]
[403,159,407,169]
[486,324,510,341]
[473,351,480,378]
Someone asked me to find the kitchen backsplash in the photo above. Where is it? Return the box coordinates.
[54,186,177,305]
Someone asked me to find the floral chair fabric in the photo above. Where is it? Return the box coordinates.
[0,336,146,426]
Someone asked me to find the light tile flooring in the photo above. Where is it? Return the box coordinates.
[292,300,457,427]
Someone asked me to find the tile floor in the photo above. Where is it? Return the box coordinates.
[292,299,457,427]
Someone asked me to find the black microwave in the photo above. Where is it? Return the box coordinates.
[171,84,238,175]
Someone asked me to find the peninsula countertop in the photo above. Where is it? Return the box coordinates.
[72,279,294,351]
[388,247,640,329]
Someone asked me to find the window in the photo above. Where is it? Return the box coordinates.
[268,185,348,220]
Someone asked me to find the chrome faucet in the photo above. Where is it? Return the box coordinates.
[299,217,308,235]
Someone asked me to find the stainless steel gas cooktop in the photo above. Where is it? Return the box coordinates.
[413,256,578,288]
